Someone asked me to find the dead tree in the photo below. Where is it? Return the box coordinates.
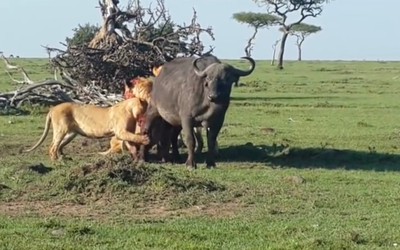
[244,26,259,57]
[271,39,281,66]
[1,53,19,70]
[46,0,215,93]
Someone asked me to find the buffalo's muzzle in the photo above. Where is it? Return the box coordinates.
[208,94,217,102]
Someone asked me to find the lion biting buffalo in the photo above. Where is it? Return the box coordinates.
[140,55,255,170]
[25,55,255,170]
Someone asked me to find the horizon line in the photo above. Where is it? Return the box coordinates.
[4,57,400,63]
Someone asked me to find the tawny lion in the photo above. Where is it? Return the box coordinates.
[99,67,162,156]
[24,79,152,161]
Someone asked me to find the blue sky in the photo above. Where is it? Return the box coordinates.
[0,0,398,60]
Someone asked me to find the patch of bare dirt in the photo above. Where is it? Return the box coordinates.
[0,142,24,158]
[0,200,249,221]
[63,137,110,156]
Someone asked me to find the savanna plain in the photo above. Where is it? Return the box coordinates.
[1,58,400,249]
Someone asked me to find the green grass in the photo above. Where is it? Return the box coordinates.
[1,59,400,249]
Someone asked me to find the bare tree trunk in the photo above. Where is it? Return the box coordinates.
[244,26,259,57]
[297,44,302,61]
[295,34,305,62]
[271,49,276,66]
[271,39,280,66]
[277,32,289,70]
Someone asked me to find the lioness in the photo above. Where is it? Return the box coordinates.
[99,76,154,156]
[100,66,166,157]
[24,79,152,161]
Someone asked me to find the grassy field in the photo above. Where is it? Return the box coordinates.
[1,58,400,249]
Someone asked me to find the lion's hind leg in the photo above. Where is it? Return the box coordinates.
[99,136,124,155]
[58,132,77,156]
[49,118,70,161]
[49,131,68,161]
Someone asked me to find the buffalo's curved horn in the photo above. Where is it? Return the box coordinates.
[193,58,206,77]
[231,57,256,77]
[193,58,219,77]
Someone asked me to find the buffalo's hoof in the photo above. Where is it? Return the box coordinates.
[186,165,196,171]
[135,159,145,168]
[185,159,197,170]
[160,155,172,163]
[206,160,216,169]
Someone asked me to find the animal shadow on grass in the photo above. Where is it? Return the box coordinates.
[215,143,400,172]
[231,96,339,102]
[28,163,53,174]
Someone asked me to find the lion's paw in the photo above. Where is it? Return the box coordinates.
[141,135,151,145]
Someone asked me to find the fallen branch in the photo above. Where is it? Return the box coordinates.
[0,62,124,111]
[1,53,19,70]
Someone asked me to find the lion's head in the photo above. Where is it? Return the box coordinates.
[132,77,153,103]
[124,67,162,102]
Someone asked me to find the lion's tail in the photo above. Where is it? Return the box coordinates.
[24,112,52,152]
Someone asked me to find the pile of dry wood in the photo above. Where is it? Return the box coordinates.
[0,0,214,111]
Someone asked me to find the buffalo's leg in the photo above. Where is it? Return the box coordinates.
[214,138,219,155]
[170,126,182,163]
[157,121,173,163]
[205,126,221,168]
[138,105,159,162]
[158,142,170,163]
[194,127,204,154]
[181,118,196,170]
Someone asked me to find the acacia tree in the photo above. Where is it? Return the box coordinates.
[232,12,280,57]
[289,23,321,61]
[66,23,100,47]
[254,0,331,69]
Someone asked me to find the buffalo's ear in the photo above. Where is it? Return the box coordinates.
[232,76,240,86]
[152,66,163,77]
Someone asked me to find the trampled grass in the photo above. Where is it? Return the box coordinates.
[1,58,400,249]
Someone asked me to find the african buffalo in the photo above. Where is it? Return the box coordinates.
[142,55,255,169]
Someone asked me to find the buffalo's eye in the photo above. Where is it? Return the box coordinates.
[205,77,212,87]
